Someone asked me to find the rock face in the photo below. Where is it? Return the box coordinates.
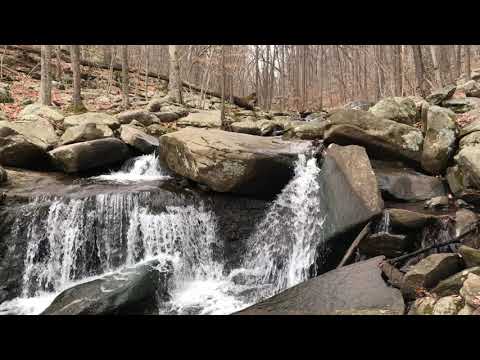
[59,123,113,146]
[236,256,405,315]
[159,128,311,197]
[374,164,447,202]
[318,144,383,251]
[177,110,221,128]
[49,138,130,173]
[432,267,480,297]
[0,119,58,150]
[421,106,457,174]
[0,165,7,184]
[402,253,464,299]
[0,133,51,170]
[116,109,159,126]
[42,261,171,315]
[369,97,417,125]
[458,246,480,268]
[64,112,120,130]
[460,273,480,308]
[119,125,159,154]
[426,85,456,105]
[323,109,423,164]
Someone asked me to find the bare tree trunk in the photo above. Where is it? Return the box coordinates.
[40,45,52,105]
[144,45,149,100]
[121,45,130,109]
[70,45,85,112]
[466,45,471,81]
[430,45,443,88]
[103,45,112,66]
[411,45,428,97]
[455,45,462,80]
[393,45,402,96]
[168,45,183,104]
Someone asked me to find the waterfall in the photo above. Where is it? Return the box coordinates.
[0,151,326,315]
[375,211,391,233]
[237,153,326,297]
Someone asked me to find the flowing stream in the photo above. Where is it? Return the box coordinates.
[0,152,326,315]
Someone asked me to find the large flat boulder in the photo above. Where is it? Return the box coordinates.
[236,256,405,315]
[442,97,480,114]
[49,138,130,173]
[0,119,58,150]
[318,144,383,247]
[421,105,457,175]
[59,123,113,146]
[42,260,171,315]
[116,109,159,126]
[374,164,447,202]
[119,125,159,154]
[158,128,311,197]
[177,110,221,128]
[323,109,423,164]
[18,103,65,123]
[64,112,120,130]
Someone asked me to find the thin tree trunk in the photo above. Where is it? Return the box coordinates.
[221,45,226,129]
[40,45,52,105]
[168,45,183,104]
[430,45,443,88]
[411,45,428,97]
[465,45,471,81]
[121,45,130,109]
[455,45,462,80]
[70,45,85,112]
[144,45,149,100]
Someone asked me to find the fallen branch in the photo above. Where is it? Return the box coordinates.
[337,221,371,268]
[386,238,462,265]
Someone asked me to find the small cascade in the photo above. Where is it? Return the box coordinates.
[375,211,391,234]
[238,153,326,297]
[93,153,171,183]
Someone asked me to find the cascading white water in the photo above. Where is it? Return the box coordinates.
[93,154,171,182]
[376,211,391,233]
[236,153,326,297]
[0,151,326,315]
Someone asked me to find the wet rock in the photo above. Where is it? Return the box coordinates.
[369,97,417,125]
[0,133,51,170]
[458,246,480,268]
[432,267,480,297]
[402,253,464,300]
[236,256,405,315]
[463,80,480,98]
[49,138,130,173]
[432,295,464,315]
[359,232,409,258]
[159,128,311,197]
[460,273,480,308]
[374,165,447,202]
[412,296,437,315]
[421,105,457,174]
[42,260,171,315]
[119,125,159,154]
[323,109,423,165]
[388,208,435,230]
[59,123,113,146]
[64,112,120,130]
[442,97,480,114]
[426,85,456,105]
[318,144,383,251]
[116,109,159,126]
[0,119,58,150]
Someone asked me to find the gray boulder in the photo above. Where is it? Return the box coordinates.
[369,97,417,125]
[458,246,480,268]
[177,110,222,128]
[119,125,159,154]
[0,133,51,170]
[421,105,457,174]
[64,112,120,130]
[432,295,464,315]
[0,119,58,150]
[236,256,404,315]
[116,109,159,126]
[159,127,312,197]
[323,109,423,164]
[359,232,409,258]
[18,103,65,124]
[442,97,480,114]
[433,267,480,297]
[402,253,464,299]
[463,80,480,98]
[460,273,480,308]
[426,85,456,105]
[49,138,130,173]
[42,261,171,315]
[59,123,113,146]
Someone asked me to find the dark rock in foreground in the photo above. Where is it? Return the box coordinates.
[235,256,405,315]
[42,260,171,315]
